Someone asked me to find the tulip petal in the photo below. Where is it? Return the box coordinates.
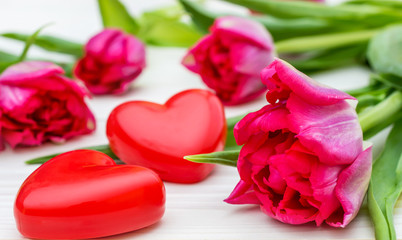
[0,61,63,82]
[287,93,363,165]
[2,128,40,148]
[261,59,355,106]
[226,42,271,104]
[125,36,146,66]
[266,165,287,194]
[310,162,343,225]
[328,146,372,227]
[101,33,126,63]
[270,148,316,197]
[229,75,266,105]
[0,84,35,111]
[273,187,318,224]
[234,104,289,145]
[225,180,260,205]
[102,64,142,84]
[86,28,120,57]
[285,142,317,176]
[0,62,87,97]
[231,43,273,76]
[182,35,214,73]
[213,16,273,50]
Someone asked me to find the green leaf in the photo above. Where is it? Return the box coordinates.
[347,79,388,113]
[178,0,217,33]
[224,0,402,22]
[225,114,246,151]
[26,144,118,164]
[250,15,346,41]
[1,33,83,57]
[18,24,51,62]
[55,62,75,78]
[0,50,18,73]
[98,0,140,35]
[346,0,402,9]
[141,4,183,22]
[184,150,240,167]
[346,76,385,97]
[0,62,14,73]
[179,0,354,41]
[0,49,75,76]
[138,8,202,47]
[368,118,402,240]
[144,22,201,47]
[367,24,402,78]
[285,44,367,73]
[374,74,402,91]
[0,50,18,62]
[351,80,390,113]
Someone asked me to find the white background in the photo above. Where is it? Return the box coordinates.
[0,0,400,239]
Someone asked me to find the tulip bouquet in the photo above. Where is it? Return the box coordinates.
[1,0,402,239]
[180,1,402,238]
[187,58,373,226]
[178,0,402,238]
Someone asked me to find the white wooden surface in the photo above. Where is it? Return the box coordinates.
[0,1,401,239]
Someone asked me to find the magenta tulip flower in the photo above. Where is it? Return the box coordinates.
[0,61,95,150]
[182,16,275,105]
[74,29,146,95]
[225,59,372,227]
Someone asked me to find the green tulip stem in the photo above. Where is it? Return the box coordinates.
[275,28,380,53]
[358,91,402,139]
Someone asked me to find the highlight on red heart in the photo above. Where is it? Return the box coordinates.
[14,150,166,239]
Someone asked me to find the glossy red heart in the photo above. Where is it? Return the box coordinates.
[14,150,165,239]
[107,89,227,183]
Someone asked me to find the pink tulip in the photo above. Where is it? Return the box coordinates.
[74,29,146,95]
[182,16,275,105]
[0,61,95,150]
[225,59,372,227]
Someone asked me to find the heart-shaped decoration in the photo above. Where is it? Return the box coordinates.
[107,89,227,183]
[14,150,165,239]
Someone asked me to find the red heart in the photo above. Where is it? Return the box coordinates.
[14,150,165,239]
[107,89,227,183]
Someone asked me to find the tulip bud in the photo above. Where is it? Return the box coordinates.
[74,29,146,95]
